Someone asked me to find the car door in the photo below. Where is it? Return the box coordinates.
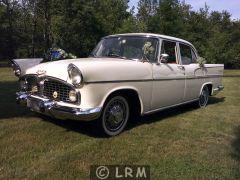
[179,43,205,101]
[151,39,185,110]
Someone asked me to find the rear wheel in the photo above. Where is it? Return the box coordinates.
[100,96,129,136]
[198,86,209,108]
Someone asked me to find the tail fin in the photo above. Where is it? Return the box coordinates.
[10,58,43,77]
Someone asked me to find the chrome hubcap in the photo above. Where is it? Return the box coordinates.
[199,88,208,107]
[109,105,124,124]
[104,99,127,132]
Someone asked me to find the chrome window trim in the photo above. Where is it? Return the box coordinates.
[178,42,198,65]
[95,35,198,65]
[158,38,181,65]
[98,35,161,63]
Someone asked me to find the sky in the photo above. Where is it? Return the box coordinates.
[128,0,240,20]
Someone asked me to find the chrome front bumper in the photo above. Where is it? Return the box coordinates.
[16,92,102,121]
[212,85,224,96]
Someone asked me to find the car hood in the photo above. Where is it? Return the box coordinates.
[26,58,152,83]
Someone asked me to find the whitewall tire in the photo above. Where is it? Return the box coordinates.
[198,86,209,108]
[101,96,129,136]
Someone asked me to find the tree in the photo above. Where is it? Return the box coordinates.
[54,0,130,57]
[0,0,19,58]
[137,0,158,22]
[147,0,184,36]
[0,0,240,68]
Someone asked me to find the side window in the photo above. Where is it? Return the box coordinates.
[179,44,192,65]
[191,49,197,63]
[180,43,197,64]
[161,40,177,64]
[143,38,159,62]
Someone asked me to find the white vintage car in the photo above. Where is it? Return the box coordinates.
[12,33,224,136]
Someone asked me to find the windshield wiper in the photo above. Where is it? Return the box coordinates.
[93,54,138,61]
[106,53,126,59]
[107,54,139,61]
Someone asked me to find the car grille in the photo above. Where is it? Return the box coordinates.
[43,79,74,103]
[21,75,79,104]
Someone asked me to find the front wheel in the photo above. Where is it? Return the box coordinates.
[198,86,209,108]
[100,96,129,136]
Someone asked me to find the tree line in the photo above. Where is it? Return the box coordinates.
[0,0,239,68]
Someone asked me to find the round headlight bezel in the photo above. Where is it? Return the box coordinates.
[68,63,83,87]
[11,62,21,77]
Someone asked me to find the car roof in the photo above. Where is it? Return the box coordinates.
[104,33,196,50]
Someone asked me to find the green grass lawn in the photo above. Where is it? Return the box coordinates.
[0,68,239,179]
[224,69,240,76]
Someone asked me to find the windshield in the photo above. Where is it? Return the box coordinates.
[91,36,159,62]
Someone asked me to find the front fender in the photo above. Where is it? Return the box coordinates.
[100,86,144,114]
[79,82,152,114]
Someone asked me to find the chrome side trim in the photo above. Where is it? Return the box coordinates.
[85,75,223,84]
[144,98,199,115]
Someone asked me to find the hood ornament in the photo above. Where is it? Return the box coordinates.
[36,70,46,77]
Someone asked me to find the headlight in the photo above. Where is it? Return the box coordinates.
[11,62,21,77]
[69,90,77,102]
[68,64,83,87]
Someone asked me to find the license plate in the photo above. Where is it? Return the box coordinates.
[27,99,40,112]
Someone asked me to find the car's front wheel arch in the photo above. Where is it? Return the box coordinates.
[99,89,141,136]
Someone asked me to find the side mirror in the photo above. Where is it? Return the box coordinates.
[160,53,169,63]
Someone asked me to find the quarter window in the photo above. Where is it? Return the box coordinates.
[161,40,177,64]
[180,44,197,65]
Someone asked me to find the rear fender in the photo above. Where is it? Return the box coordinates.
[199,82,213,96]
[11,58,43,77]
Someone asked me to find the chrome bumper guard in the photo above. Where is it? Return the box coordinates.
[16,92,101,121]
[212,85,224,95]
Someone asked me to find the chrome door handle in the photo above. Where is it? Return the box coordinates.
[177,65,185,70]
